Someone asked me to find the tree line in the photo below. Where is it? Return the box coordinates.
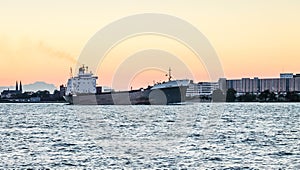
[212,88,300,102]
[1,90,64,102]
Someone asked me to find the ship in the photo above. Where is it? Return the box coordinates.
[63,65,189,105]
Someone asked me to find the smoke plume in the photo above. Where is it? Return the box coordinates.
[38,41,78,64]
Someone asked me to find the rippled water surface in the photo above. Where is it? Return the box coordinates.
[0,103,299,169]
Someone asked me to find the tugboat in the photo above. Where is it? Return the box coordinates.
[63,65,189,105]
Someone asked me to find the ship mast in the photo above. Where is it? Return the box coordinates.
[70,67,73,78]
[167,67,172,81]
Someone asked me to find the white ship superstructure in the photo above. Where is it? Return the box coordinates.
[65,66,98,96]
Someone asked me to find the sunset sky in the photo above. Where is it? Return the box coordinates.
[1,0,300,89]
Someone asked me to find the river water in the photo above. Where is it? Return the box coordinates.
[0,103,299,169]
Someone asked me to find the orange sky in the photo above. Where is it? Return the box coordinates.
[1,0,300,89]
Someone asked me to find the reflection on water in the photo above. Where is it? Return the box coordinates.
[0,103,299,169]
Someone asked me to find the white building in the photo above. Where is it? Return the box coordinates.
[223,73,300,94]
[186,81,199,97]
[199,82,219,96]
[186,81,219,97]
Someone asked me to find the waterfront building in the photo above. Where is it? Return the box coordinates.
[199,82,219,96]
[218,78,227,92]
[59,85,66,98]
[221,73,300,94]
[186,81,219,97]
[280,73,293,79]
[1,81,23,99]
[186,80,199,97]
[294,77,300,92]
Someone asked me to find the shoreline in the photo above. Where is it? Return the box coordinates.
[0,100,66,104]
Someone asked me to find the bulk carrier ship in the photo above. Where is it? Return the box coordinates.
[63,65,189,105]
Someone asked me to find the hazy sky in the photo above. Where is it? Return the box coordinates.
[1,0,300,89]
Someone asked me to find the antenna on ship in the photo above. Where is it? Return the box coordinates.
[166,67,172,81]
[70,67,73,77]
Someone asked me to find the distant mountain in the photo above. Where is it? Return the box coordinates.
[0,81,57,93]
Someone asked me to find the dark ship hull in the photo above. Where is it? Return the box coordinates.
[64,86,188,105]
